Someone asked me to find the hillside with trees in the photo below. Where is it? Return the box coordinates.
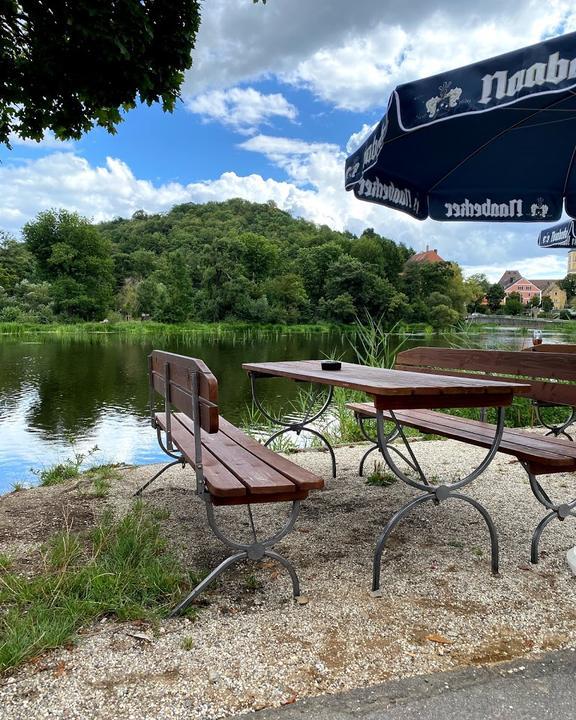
[0,199,478,327]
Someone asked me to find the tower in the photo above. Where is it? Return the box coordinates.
[569,250,576,275]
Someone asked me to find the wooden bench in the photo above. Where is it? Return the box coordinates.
[522,344,576,439]
[136,350,324,615]
[347,348,576,565]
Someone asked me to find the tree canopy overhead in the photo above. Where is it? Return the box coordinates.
[0,1,201,146]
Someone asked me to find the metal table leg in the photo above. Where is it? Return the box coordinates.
[371,407,505,595]
[249,372,337,477]
[521,462,576,563]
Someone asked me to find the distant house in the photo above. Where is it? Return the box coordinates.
[405,246,445,265]
[537,280,567,310]
[496,271,566,309]
[497,270,522,289]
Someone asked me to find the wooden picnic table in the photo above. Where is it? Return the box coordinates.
[243,359,530,593]
[242,359,528,410]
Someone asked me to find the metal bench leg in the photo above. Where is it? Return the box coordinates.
[534,402,575,442]
[170,499,303,616]
[524,464,576,563]
[133,458,184,497]
[134,427,185,496]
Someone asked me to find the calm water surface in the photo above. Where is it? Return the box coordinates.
[0,330,356,492]
[0,327,572,493]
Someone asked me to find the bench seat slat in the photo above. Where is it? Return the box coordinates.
[218,417,324,490]
[346,402,576,473]
[171,413,297,495]
[155,412,321,500]
[155,413,247,497]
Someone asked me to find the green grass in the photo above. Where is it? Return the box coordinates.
[0,553,12,571]
[82,464,122,498]
[0,320,354,339]
[181,636,195,651]
[0,502,194,675]
[32,446,99,487]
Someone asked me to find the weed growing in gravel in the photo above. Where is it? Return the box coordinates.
[181,636,194,651]
[0,501,194,675]
[82,464,122,498]
[0,553,12,571]
[245,573,262,592]
[365,461,397,488]
[10,482,24,492]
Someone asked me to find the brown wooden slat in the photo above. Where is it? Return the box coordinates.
[155,413,246,497]
[242,359,527,398]
[151,351,219,433]
[212,489,309,506]
[217,417,324,490]
[345,402,576,472]
[371,391,515,411]
[394,364,576,407]
[524,344,576,354]
[396,347,576,382]
[172,413,296,495]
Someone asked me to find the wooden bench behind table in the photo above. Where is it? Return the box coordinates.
[347,348,576,564]
[137,350,324,616]
[521,344,576,439]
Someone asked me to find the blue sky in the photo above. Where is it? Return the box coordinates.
[2,0,576,281]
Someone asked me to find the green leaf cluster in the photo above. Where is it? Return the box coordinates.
[0,1,201,146]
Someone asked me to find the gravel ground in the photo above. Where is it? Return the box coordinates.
[1,438,576,720]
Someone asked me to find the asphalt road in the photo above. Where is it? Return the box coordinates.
[253,649,576,719]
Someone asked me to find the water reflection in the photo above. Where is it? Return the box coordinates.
[0,331,354,492]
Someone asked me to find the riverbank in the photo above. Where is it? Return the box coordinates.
[1,441,575,719]
[0,320,356,338]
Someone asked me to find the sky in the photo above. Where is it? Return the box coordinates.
[3,0,576,282]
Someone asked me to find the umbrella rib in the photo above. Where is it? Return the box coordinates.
[429,93,575,192]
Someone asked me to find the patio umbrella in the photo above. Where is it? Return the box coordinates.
[538,219,576,247]
[345,31,576,223]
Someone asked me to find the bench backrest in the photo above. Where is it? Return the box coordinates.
[523,343,576,354]
[149,350,219,433]
[395,347,576,407]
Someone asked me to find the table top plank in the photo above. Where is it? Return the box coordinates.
[242,360,529,398]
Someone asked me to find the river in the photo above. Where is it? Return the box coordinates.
[0,325,572,493]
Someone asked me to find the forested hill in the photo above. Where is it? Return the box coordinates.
[0,199,475,326]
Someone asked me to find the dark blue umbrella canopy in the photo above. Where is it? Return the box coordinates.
[345,32,576,222]
[538,219,576,247]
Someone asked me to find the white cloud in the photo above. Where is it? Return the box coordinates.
[346,123,377,154]
[463,254,572,282]
[185,87,297,133]
[8,131,75,150]
[0,146,569,280]
[186,1,576,111]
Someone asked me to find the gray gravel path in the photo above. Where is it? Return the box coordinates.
[1,439,575,719]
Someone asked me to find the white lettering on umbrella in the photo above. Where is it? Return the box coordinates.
[479,51,576,105]
[357,177,414,209]
[444,198,524,218]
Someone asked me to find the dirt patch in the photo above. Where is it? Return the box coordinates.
[0,480,97,572]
